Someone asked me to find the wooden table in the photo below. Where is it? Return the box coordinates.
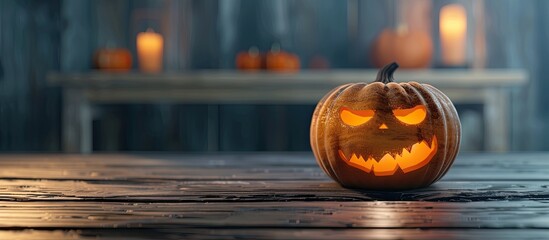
[48,69,528,153]
[0,152,548,239]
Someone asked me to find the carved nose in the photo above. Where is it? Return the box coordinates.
[379,123,389,129]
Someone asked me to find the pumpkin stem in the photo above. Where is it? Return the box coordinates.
[375,62,399,83]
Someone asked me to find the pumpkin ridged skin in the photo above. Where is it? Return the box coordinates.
[310,63,460,190]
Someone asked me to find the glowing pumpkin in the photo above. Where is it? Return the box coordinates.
[310,62,460,190]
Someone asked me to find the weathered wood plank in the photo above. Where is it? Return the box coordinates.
[2,229,549,240]
[158,229,549,240]
[0,153,549,181]
[47,69,528,88]
[0,153,317,180]
[0,153,546,237]
[0,201,549,229]
[0,179,547,202]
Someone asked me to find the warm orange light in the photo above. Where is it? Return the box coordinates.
[339,136,437,176]
[137,28,164,73]
[340,107,375,126]
[393,105,427,125]
[440,4,467,66]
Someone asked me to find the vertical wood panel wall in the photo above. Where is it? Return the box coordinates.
[0,0,542,151]
[0,0,61,151]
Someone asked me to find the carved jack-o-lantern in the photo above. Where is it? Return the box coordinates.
[310,62,461,190]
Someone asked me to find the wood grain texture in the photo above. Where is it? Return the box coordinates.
[0,153,548,239]
[3,229,549,240]
[0,179,548,202]
[0,153,548,181]
[1,201,549,229]
[0,0,61,151]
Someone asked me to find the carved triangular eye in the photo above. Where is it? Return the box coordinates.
[340,107,375,126]
[393,105,427,125]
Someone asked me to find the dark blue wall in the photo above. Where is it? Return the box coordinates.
[0,0,543,151]
[0,0,61,151]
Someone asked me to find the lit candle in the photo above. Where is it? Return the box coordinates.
[137,28,164,73]
[439,4,467,66]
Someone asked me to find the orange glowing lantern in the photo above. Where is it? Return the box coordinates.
[310,62,461,190]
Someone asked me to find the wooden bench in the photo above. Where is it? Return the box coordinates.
[48,69,527,153]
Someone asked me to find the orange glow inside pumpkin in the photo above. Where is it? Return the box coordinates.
[340,107,375,126]
[337,104,435,176]
[338,136,437,176]
[378,123,389,129]
[340,105,427,127]
[393,105,427,125]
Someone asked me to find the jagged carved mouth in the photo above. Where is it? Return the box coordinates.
[338,136,437,176]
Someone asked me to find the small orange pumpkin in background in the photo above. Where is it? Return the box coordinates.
[93,48,132,71]
[371,26,433,69]
[236,46,262,71]
[310,62,460,190]
[266,45,300,72]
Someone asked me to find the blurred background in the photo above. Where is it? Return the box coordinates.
[0,0,541,153]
